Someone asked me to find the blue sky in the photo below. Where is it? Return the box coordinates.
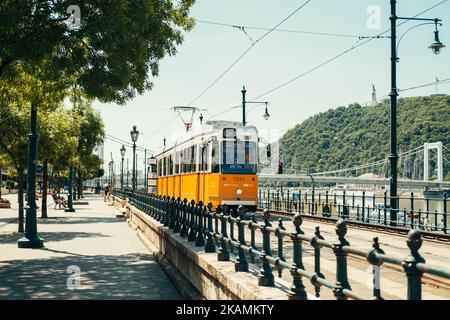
[95,0,450,171]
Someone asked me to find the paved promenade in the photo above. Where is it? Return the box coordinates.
[0,193,181,300]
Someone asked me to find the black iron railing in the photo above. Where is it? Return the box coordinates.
[258,189,449,234]
[113,189,450,300]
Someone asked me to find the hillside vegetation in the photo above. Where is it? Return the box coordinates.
[279,95,450,180]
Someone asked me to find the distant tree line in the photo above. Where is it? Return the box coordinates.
[278,95,450,181]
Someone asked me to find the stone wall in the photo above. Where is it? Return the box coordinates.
[117,199,292,300]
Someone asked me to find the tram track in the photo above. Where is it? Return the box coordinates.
[257,208,450,243]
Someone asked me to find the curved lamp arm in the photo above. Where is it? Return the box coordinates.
[396,22,441,55]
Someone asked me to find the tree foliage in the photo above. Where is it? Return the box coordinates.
[0,0,195,104]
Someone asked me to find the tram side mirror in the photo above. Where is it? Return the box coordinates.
[266,145,271,158]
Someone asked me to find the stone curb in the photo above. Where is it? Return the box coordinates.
[129,219,203,300]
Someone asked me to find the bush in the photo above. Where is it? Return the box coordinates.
[0,197,10,204]
[6,180,17,189]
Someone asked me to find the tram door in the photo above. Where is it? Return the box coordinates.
[200,145,208,203]
[148,157,157,193]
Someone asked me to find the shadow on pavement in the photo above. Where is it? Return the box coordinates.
[0,253,181,300]
[0,231,110,244]
[37,217,122,225]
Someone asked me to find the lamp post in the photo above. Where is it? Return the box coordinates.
[389,0,444,226]
[64,165,75,213]
[73,165,77,200]
[18,102,44,248]
[126,158,129,188]
[144,149,147,192]
[130,125,139,191]
[241,86,270,126]
[120,145,126,189]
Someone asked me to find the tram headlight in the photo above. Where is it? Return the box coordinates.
[236,189,243,195]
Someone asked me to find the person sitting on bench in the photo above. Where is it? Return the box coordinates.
[52,190,67,209]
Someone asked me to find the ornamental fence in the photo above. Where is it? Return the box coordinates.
[114,189,450,300]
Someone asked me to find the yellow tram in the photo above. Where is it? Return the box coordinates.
[155,121,258,211]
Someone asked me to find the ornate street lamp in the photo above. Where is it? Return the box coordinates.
[130,125,139,191]
[388,0,444,226]
[18,102,44,248]
[428,22,446,54]
[263,102,271,121]
[241,86,270,126]
[120,145,126,189]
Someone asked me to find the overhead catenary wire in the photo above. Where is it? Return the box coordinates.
[361,77,450,106]
[186,0,313,107]
[196,19,362,39]
[248,0,449,102]
[202,0,449,122]
[139,114,180,146]
[105,134,152,153]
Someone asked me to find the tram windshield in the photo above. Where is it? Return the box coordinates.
[221,140,257,174]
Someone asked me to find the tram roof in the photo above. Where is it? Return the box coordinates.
[155,120,258,158]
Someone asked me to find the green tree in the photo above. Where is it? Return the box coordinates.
[38,107,80,217]
[0,0,195,103]
[0,65,69,230]
[279,95,450,180]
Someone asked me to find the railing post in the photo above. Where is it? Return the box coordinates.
[310,226,325,298]
[218,207,230,261]
[204,202,216,252]
[367,237,385,300]
[188,201,197,241]
[249,213,257,263]
[383,191,388,225]
[298,190,302,213]
[402,230,425,300]
[169,197,176,229]
[332,219,351,300]
[173,198,181,233]
[258,209,274,286]
[180,199,188,237]
[275,218,286,278]
[228,209,235,254]
[362,191,366,222]
[195,202,206,246]
[288,213,307,300]
[235,206,249,272]
[443,193,447,234]
[164,197,171,227]
[287,189,290,212]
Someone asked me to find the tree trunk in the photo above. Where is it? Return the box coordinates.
[41,160,48,218]
[17,167,24,233]
[78,168,83,199]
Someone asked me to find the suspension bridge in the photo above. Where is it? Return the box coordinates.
[260,142,450,189]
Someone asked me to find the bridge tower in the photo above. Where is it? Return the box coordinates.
[423,142,443,182]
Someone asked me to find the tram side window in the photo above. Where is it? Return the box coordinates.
[201,145,209,171]
[191,145,197,173]
[158,159,162,176]
[175,152,180,174]
[169,155,174,175]
[211,140,220,173]
[162,157,166,176]
[183,148,189,173]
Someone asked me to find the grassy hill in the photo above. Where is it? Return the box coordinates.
[278,95,450,180]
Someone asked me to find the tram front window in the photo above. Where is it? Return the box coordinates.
[221,140,257,174]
